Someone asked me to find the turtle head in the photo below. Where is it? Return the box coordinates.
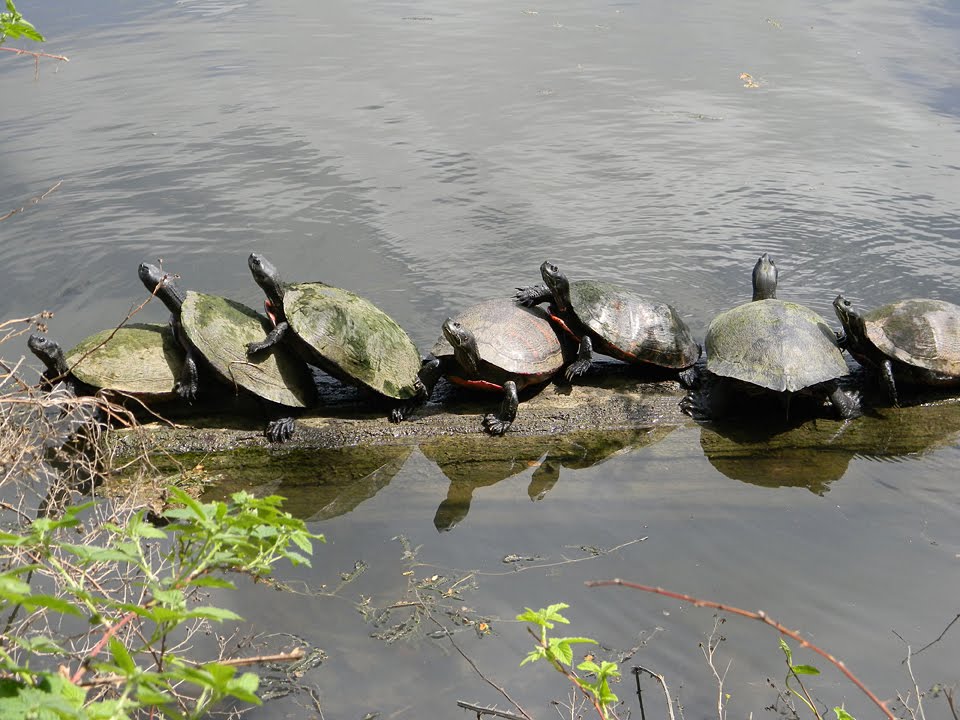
[751,253,778,301]
[833,294,866,339]
[248,253,286,313]
[28,333,68,376]
[540,260,570,312]
[442,318,479,376]
[139,262,185,315]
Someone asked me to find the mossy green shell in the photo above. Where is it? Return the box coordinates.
[283,283,422,400]
[430,299,564,377]
[182,292,314,408]
[66,323,183,398]
[706,299,848,392]
[863,298,960,375]
[568,280,700,368]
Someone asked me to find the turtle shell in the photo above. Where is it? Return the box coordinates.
[66,323,183,399]
[863,299,960,375]
[567,280,700,368]
[181,291,314,408]
[282,282,423,400]
[706,299,848,392]
[431,299,564,378]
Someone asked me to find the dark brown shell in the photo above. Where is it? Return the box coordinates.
[181,291,315,408]
[864,299,960,375]
[706,299,848,392]
[568,280,700,368]
[430,299,564,377]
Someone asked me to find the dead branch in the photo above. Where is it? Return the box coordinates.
[0,180,62,222]
[633,665,676,720]
[457,700,529,720]
[585,579,896,720]
[913,612,960,658]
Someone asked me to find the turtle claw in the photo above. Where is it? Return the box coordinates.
[482,413,512,436]
[564,359,590,382]
[175,381,198,402]
[514,283,552,307]
[266,417,296,443]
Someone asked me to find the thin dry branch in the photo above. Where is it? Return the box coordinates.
[633,665,676,720]
[0,180,62,222]
[586,579,896,720]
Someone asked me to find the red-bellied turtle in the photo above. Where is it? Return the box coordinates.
[246,253,425,422]
[139,262,315,442]
[515,261,700,384]
[418,298,565,435]
[834,295,960,404]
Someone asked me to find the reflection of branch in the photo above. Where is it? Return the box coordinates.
[586,579,895,720]
[476,538,646,577]
[0,180,62,222]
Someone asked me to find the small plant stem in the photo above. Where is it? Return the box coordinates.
[0,180,62,222]
[633,666,676,720]
[525,626,607,720]
[586,579,896,720]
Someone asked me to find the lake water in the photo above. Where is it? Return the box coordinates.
[2,0,959,717]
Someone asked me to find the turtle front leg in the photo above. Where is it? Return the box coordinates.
[514,283,553,307]
[391,356,441,422]
[828,383,862,419]
[170,316,199,401]
[879,359,899,406]
[482,379,518,435]
[247,321,289,355]
[564,336,593,382]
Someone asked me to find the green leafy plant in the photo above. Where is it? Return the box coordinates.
[780,639,856,720]
[518,603,621,719]
[0,488,322,719]
[0,0,44,45]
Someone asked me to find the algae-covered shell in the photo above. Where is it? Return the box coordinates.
[863,298,960,375]
[181,291,315,408]
[282,282,423,400]
[64,323,183,399]
[566,280,701,368]
[706,299,848,392]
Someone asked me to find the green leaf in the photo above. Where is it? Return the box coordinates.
[791,664,821,676]
[550,639,574,666]
[833,708,856,720]
[187,576,236,589]
[109,637,136,674]
[185,606,243,622]
[779,638,793,665]
[22,594,84,617]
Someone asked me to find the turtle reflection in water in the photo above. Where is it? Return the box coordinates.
[422,428,667,531]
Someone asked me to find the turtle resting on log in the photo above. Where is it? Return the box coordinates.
[139,262,315,442]
[245,252,426,422]
[515,261,700,384]
[834,295,960,404]
[29,324,184,403]
[684,254,859,420]
[414,298,566,435]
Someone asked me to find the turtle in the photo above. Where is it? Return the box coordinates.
[833,295,960,404]
[28,324,184,402]
[696,253,859,419]
[245,252,426,421]
[138,262,316,442]
[515,260,700,384]
[417,298,565,435]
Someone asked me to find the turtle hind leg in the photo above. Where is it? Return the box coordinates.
[828,384,862,420]
[266,416,297,443]
[879,359,899,406]
[564,336,594,382]
[482,380,518,435]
